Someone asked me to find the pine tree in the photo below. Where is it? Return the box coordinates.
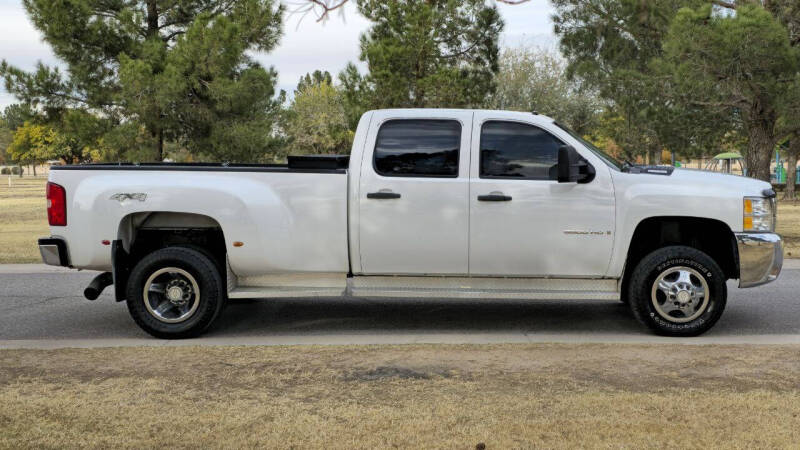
[661,4,800,180]
[1,0,285,162]
[552,0,732,164]
[348,0,503,109]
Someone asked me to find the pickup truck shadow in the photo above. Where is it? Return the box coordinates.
[210,297,644,337]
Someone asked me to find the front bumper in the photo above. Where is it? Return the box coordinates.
[736,232,783,288]
[38,238,70,267]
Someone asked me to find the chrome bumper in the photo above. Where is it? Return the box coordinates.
[736,232,783,288]
[38,238,69,267]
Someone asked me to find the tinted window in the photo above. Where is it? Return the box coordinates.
[480,121,564,179]
[374,120,461,177]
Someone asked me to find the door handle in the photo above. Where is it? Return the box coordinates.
[478,194,512,202]
[367,191,401,199]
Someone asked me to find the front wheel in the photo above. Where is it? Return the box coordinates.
[126,247,225,339]
[627,246,726,337]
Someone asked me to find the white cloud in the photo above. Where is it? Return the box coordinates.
[0,2,59,71]
[0,0,557,109]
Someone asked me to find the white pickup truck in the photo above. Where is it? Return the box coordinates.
[39,109,783,338]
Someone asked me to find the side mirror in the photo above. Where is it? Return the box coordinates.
[557,145,596,184]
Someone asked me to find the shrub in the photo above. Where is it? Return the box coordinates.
[0,167,10,175]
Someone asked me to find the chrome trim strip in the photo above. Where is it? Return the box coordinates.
[736,232,783,288]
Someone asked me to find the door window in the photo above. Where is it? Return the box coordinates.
[480,121,564,180]
[373,119,461,177]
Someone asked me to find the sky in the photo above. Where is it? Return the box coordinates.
[0,0,557,110]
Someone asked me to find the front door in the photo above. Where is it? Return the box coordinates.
[358,111,472,275]
[468,113,615,277]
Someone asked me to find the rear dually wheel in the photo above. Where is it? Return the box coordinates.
[126,247,225,339]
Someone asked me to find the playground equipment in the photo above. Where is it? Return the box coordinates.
[703,152,745,175]
[771,148,800,184]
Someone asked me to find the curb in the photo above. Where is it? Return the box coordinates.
[2,333,800,350]
[0,264,88,274]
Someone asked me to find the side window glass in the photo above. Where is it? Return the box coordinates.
[374,119,461,177]
[480,121,564,180]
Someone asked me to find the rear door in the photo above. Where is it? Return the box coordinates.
[468,112,615,277]
[357,110,472,275]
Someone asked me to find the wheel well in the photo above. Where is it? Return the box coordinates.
[113,212,227,301]
[623,217,739,286]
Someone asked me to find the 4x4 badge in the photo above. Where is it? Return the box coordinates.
[110,193,147,203]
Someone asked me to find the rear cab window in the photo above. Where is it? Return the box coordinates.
[373,119,461,177]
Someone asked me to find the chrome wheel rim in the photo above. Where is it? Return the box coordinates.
[650,266,709,323]
[143,267,200,323]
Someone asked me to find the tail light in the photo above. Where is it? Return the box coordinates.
[47,182,67,226]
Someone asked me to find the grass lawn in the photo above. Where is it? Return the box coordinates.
[0,176,49,264]
[1,176,799,263]
[777,201,800,258]
[0,343,799,448]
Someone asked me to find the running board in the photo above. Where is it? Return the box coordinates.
[348,276,619,300]
[228,276,619,300]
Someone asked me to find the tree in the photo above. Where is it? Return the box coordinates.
[46,109,110,164]
[1,0,285,162]
[284,77,353,155]
[337,63,372,131]
[552,0,730,164]
[2,104,35,131]
[7,117,106,169]
[785,135,800,200]
[1,104,35,169]
[660,4,800,181]
[487,45,602,135]
[768,0,800,198]
[296,70,333,94]
[348,0,503,109]
[292,0,529,22]
[0,119,11,165]
[7,122,51,173]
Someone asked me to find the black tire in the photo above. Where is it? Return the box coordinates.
[126,247,225,339]
[627,246,726,337]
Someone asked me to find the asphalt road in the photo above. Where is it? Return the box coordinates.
[1,263,799,348]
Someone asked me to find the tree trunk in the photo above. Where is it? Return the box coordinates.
[18,164,23,178]
[744,120,776,182]
[784,136,800,201]
[33,164,36,176]
[648,145,660,166]
[156,128,164,161]
[146,0,164,162]
[146,0,159,37]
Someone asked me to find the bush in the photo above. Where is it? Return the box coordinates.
[11,166,22,175]
[0,167,9,175]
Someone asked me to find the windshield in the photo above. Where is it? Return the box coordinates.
[553,121,623,171]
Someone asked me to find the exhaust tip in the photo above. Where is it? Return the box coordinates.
[84,272,113,301]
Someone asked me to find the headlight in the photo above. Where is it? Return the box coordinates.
[743,197,775,232]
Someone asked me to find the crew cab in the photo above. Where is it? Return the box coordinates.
[39,109,783,338]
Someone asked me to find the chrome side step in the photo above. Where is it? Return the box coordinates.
[228,286,345,299]
[228,275,619,300]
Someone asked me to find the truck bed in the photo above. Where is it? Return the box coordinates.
[48,158,350,275]
[51,155,350,173]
